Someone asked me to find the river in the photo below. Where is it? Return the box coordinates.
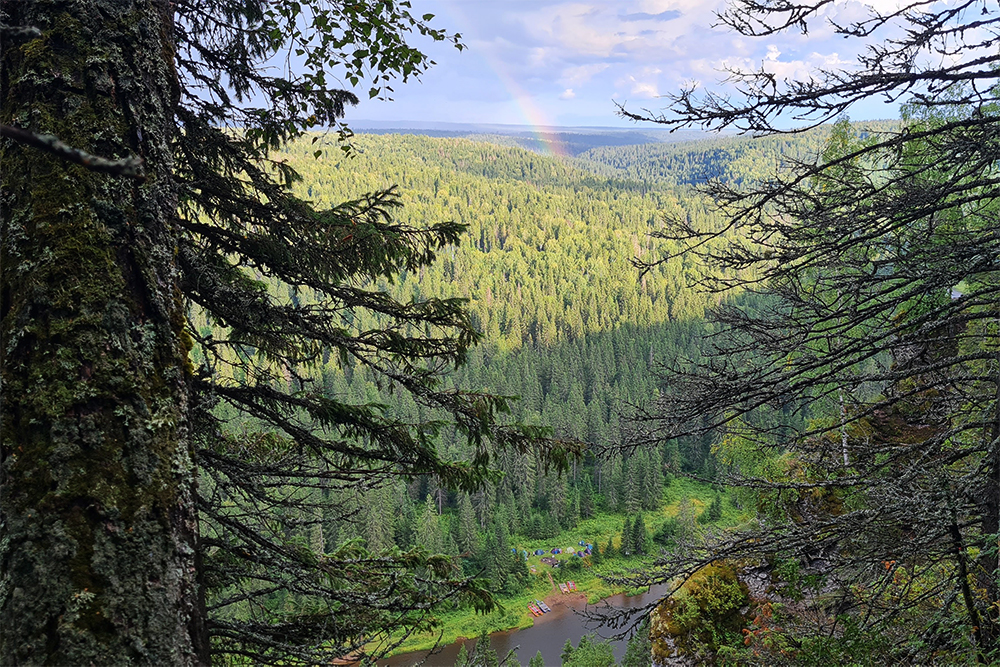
[379,584,668,667]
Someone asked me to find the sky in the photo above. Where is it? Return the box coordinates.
[344,0,903,129]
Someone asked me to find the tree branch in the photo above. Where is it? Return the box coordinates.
[1,124,145,180]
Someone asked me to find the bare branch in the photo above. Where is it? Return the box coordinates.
[1,124,145,180]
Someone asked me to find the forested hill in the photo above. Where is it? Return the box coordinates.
[282,133,727,350]
[192,129,847,649]
[352,122,710,156]
[251,131,819,468]
[572,120,898,185]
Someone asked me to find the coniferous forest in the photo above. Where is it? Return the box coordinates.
[192,131,744,658]
[2,0,1000,666]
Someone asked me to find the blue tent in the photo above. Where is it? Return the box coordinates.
[578,540,586,546]
[534,549,545,556]
[551,548,562,555]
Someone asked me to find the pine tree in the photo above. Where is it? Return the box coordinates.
[529,650,545,667]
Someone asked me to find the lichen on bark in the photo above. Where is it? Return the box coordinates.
[1,0,206,663]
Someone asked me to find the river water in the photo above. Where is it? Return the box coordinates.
[380,585,668,667]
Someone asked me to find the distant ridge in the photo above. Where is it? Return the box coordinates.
[344,120,725,156]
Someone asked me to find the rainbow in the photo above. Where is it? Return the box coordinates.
[442,5,572,158]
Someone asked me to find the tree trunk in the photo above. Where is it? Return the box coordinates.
[1,0,207,663]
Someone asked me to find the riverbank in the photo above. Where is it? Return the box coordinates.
[380,478,742,660]
[380,583,671,666]
[382,564,615,657]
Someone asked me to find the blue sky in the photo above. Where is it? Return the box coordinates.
[343,0,903,129]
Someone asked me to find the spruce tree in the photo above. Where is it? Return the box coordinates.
[561,638,575,665]
[620,617,653,667]
[631,513,648,556]
[1,1,579,663]
[454,643,470,667]
[707,494,723,523]
[1,2,205,662]
[579,473,595,519]
[417,494,445,554]
[566,487,581,527]
[621,515,634,557]
[468,632,500,667]
[605,537,617,559]
[489,520,512,592]
[624,456,643,514]
[456,493,480,557]
[641,450,664,510]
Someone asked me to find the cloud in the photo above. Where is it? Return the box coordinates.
[517,0,728,64]
[628,76,660,98]
[619,10,681,21]
[561,63,610,85]
[349,0,902,127]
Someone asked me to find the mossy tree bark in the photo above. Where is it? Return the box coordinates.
[1,0,207,663]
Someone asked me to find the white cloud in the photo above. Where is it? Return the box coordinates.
[628,76,660,98]
[348,0,902,127]
[715,49,855,84]
[561,63,610,85]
